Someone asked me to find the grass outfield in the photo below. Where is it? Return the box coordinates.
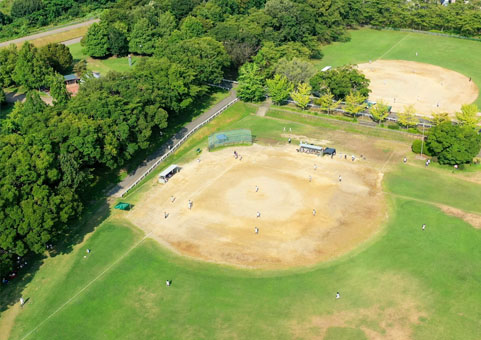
[316,28,481,107]
[3,103,481,339]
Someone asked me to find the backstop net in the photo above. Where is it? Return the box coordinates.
[208,129,252,150]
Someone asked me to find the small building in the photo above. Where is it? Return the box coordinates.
[63,74,79,85]
[158,164,180,184]
[321,66,332,72]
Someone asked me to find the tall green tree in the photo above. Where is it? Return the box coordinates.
[344,91,365,116]
[237,63,266,102]
[0,45,18,87]
[82,23,109,58]
[39,43,73,74]
[13,42,51,90]
[456,104,480,127]
[274,58,316,85]
[431,112,451,125]
[310,66,371,100]
[315,90,340,114]
[159,37,230,84]
[0,88,5,105]
[266,74,293,105]
[426,122,481,165]
[49,73,70,105]
[291,82,311,110]
[397,104,418,128]
[370,100,390,124]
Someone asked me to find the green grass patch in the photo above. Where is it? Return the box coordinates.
[317,28,481,106]
[385,164,481,213]
[69,42,143,74]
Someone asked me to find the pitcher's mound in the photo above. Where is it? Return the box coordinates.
[358,60,478,116]
[126,145,386,269]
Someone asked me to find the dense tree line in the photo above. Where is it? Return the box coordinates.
[0,0,118,41]
[0,48,212,279]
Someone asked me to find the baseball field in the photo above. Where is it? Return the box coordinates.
[2,29,481,340]
[315,28,481,115]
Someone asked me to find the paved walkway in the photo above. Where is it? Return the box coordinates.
[109,90,238,197]
[0,19,98,47]
[61,37,83,46]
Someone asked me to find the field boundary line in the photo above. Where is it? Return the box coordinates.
[377,33,410,60]
[19,232,153,340]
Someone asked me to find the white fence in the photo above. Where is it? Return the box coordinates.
[121,97,239,197]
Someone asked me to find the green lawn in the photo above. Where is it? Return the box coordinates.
[4,104,481,339]
[69,43,143,74]
[317,28,481,107]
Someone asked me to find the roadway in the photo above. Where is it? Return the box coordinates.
[0,18,98,47]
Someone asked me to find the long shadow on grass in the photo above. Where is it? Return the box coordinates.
[0,197,110,314]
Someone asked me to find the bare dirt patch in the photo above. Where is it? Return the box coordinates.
[358,60,478,116]
[125,144,386,269]
[439,205,481,229]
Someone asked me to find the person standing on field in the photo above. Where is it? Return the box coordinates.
[255,227,259,234]
[255,185,259,192]
[338,175,342,182]
[422,224,426,231]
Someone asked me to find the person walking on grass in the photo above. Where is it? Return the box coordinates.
[255,227,259,234]
[338,175,342,183]
[312,209,316,216]
[422,224,426,231]
[257,211,261,218]
[255,185,259,193]
[20,297,25,307]
[336,292,340,299]
[188,200,192,210]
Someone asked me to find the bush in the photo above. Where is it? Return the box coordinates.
[412,139,431,155]
[388,124,400,130]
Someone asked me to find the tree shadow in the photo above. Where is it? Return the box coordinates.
[0,254,44,313]
[0,197,110,314]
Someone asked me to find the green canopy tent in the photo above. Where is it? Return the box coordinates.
[114,202,132,211]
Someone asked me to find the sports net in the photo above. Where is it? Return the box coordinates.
[208,129,252,150]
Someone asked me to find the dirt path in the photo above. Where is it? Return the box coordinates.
[0,19,98,48]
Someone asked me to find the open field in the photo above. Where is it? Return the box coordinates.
[69,43,142,74]
[3,102,481,339]
[316,28,481,110]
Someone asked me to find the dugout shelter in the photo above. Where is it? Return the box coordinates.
[158,164,180,184]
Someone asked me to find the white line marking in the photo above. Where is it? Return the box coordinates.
[20,232,152,340]
[377,33,410,60]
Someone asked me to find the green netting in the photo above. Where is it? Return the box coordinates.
[208,129,252,150]
[115,202,131,210]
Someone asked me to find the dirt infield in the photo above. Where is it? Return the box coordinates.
[126,144,386,269]
[358,60,478,116]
